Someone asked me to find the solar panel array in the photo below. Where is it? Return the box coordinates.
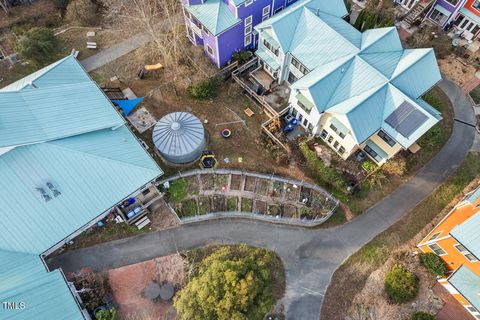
[385,100,428,138]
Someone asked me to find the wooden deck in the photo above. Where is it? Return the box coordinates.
[433,283,474,320]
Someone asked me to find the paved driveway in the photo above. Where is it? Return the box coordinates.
[48,79,476,320]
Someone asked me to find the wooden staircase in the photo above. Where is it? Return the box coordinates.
[403,0,434,28]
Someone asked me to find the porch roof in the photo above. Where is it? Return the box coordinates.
[448,265,480,311]
[433,4,452,17]
[296,93,314,111]
[365,139,388,160]
[460,7,480,26]
[256,47,280,70]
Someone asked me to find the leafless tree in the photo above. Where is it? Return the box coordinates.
[0,0,9,14]
[102,0,185,71]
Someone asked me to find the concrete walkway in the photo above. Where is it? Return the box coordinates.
[48,79,476,320]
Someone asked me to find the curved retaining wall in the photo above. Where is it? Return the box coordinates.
[155,168,339,227]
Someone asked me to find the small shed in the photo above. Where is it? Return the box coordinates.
[152,112,206,164]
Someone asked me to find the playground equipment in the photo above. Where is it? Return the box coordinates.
[200,151,217,169]
[138,63,163,79]
[221,128,232,138]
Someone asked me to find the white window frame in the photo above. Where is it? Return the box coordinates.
[428,243,447,256]
[245,15,252,26]
[454,244,479,262]
[429,232,442,241]
[245,25,252,35]
[244,34,252,46]
[262,5,270,21]
[245,0,253,6]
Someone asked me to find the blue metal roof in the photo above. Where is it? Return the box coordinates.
[263,0,441,147]
[0,56,163,319]
[186,0,241,36]
[448,265,480,311]
[451,211,480,259]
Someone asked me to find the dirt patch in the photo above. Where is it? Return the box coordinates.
[201,174,215,191]
[285,184,300,202]
[283,205,297,218]
[211,195,226,212]
[438,57,477,88]
[108,253,184,320]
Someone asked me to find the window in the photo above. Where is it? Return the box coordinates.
[468,306,479,313]
[291,57,308,75]
[474,0,480,10]
[454,244,479,262]
[333,141,339,149]
[320,130,328,139]
[329,123,346,139]
[428,243,447,256]
[377,130,396,147]
[206,45,214,56]
[263,39,279,56]
[245,0,253,6]
[245,25,252,35]
[429,232,442,241]
[287,72,298,84]
[262,5,270,21]
[244,34,252,46]
[303,118,308,127]
[327,136,334,143]
[338,146,346,155]
[245,15,252,26]
[274,7,283,14]
[364,145,382,163]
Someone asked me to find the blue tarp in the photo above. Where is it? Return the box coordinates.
[113,97,144,116]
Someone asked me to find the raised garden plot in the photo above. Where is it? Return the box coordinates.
[198,196,211,215]
[255,179,271,196]
[271,181,284,198]
[241,198,253,212]
[254,200,267,214]
[227,197,238,211]
[176,199,197,218]
[212,195,227,212]
[160,170,339,226]
[230,175,242,190]
[244,176,257,192]
[214,174,229,192]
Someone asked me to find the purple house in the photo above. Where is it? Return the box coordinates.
[424,0,467,28]
[182,0,299,67]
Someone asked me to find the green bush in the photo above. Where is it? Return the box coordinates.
[384,264,419,304]
[362,160,377,173]
[95,308,117,320]
[174,246,279,320]
[187,77,222,100]
[419,252,448,277]
[16,27,58,66]
[411,311,435,320]
[166,179,188,202]
[232,50,252,64]
[299,142,348,193]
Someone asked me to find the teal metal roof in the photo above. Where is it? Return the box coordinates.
[434,4,451,17]
[186,0,241,36]
[261,0,441,147]
[0,251,83,320]
[460,7,480,26]
[448,265,480,311]
[255,47,280,70]
[451,212,480,259]
[0,56,163,319]
[465,187,480,204]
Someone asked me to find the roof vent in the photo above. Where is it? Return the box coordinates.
[36,188,52,202]
[29,82,38,89]
[316,8,320,16]
[46,182,61,197]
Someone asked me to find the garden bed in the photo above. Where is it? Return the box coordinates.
[254,200,267,215]
[230,174,242,190]
[244,176,257,192]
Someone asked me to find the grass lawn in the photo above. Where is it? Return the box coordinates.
[227,197,238,211]
[470,84,480,105]
[317,206,347,229]
[177,199,197,218]
[321,152,480,320]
